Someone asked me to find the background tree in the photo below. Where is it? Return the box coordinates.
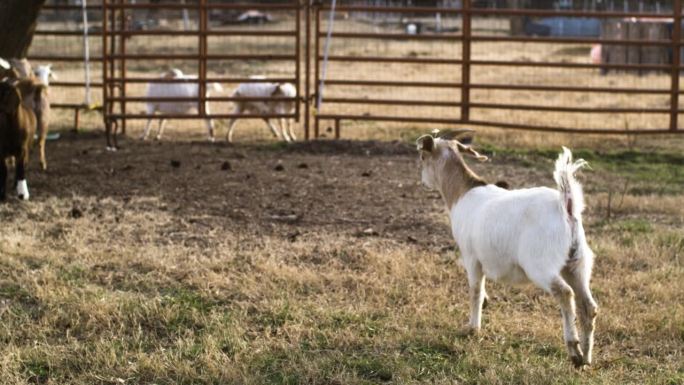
[0,0,48,58]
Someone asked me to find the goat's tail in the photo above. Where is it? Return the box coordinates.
[553,147,588,220]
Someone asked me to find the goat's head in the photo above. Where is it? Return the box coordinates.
[416,129,488,192]
[0,82,23,114]
[34,64,57,86]
[9,58,33,79]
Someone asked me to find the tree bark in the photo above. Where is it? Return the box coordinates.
[0,0,48,59]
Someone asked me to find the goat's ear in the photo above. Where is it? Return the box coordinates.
[271,83,283,96]
[456,142,488,162]
[416,134,435,153]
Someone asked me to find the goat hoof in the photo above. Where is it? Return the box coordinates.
[456,325,480,337]
[567,341,585,368]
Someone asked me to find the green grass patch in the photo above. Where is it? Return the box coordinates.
[479,144,684,195]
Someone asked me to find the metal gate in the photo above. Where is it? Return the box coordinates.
[102,0,301,148]
[102,0,684,142]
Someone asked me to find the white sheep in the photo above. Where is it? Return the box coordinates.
[416,131,598,367]
[142,68,223,141]
[225,80,297,143]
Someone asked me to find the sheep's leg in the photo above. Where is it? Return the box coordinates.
[205,118,216,142]
[155,119,168,141]
[466,261,486,334]
[278,118,292,142]
[14,156,29,201]
[141,118,153,140]
[264,119,283,140]
[226,104,242,143]
[550,276,584,367]
[562,267,598,365]
[205,101,215,142]
[0,159,7,201]
[287,119,297,141]
[226,118,239,143]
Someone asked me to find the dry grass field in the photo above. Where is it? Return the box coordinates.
[2,10,682,385]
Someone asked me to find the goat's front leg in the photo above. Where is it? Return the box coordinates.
[551,276,584,367]
[0,158,7,201]
[14,155,29,201]
[465,261,486,334]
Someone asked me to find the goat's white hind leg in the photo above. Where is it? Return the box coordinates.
[464,261,486,334]
[550,276,584,367]
[563,267,598,365]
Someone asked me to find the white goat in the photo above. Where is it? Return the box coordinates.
[33,64,57,86]
[225,81,297,143]
[417,131,598,367]
[142,68,223,141]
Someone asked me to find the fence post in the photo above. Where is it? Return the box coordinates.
[295,0,301,124]
[461,0,471,123]
[118,0,127,135]
[198,0,207,118]
[670,0,681,131]
[304,0,311,140]
[102,0,108,128]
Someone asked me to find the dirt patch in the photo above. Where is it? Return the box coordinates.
[19,134,553,250]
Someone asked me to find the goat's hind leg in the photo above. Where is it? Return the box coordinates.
[550,276,584,367]
[14,154,29,200]
[463,260,486,335]
[563,265,598,365]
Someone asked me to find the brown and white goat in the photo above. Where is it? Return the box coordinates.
[417,130,598,367]
[0,58,51,170]
[14,79,50,171]
[0,81,36,201]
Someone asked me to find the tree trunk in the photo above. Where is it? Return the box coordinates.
[0,0,47,59]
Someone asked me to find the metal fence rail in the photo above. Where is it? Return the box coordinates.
[28,2,104,129]
[97,0,684,143]
[313,0,684,137]
[102,0,301,147]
